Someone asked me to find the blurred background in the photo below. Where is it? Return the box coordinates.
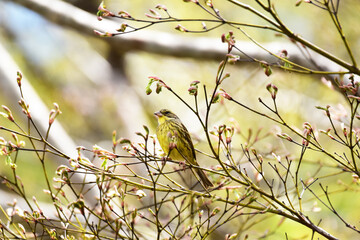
[1,0,360,239]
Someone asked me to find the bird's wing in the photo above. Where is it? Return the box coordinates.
[175,122,197,165]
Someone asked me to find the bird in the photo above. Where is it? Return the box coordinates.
[154,109,213,189]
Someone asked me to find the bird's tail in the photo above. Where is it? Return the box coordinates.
[195,168,214,189]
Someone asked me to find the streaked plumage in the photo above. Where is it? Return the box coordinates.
[155,109,213,188]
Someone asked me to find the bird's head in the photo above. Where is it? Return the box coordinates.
[154,109,179,124]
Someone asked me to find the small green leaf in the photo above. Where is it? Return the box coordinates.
[117,23,127,32]
[211,92,221,103]
[143,125,149,135]
[156,82,163,94]
[101,158,108,169]
[145,78,155,95]
[120,138,131,144]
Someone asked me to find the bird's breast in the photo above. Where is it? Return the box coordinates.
[156,122,184,161]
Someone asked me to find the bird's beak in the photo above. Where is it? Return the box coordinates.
[154,111,162,118]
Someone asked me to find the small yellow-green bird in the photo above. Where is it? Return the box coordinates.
[155,109,213,188]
